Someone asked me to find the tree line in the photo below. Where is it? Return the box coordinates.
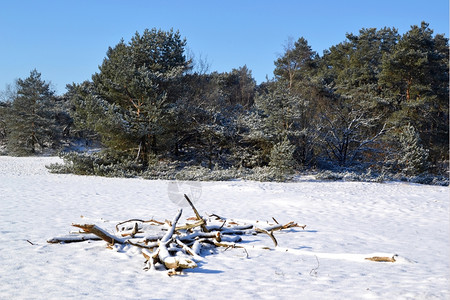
[0,22,448,182]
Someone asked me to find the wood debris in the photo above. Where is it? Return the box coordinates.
[365,255,398,262]
[48,194,305,275]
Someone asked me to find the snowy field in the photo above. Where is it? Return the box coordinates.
[0,156,449,299]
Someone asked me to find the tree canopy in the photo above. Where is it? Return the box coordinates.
[1,24,448,182]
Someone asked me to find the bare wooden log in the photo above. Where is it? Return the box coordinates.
[161,209,182,243]
[214,241,244,249]
[176,219,205,231]
[72,224,126,244]
[365,255,397,262]
[179,232,240,244]
[206,224,253,234]
[47,234,102,244]
[184,194,209,232]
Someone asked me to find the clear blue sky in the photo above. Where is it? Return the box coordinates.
[1,0,448,95]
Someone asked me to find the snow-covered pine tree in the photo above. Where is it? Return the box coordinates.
[235,109,273,168]
[269,137,296,173]
[243,81,310,169]
[397,124,429,176]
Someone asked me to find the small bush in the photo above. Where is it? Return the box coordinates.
[47,150,447,186]
[47,152,145,177]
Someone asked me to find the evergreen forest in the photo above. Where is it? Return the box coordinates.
[0,22,448,184]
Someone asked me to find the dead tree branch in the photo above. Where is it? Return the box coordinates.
[51,204,306,275]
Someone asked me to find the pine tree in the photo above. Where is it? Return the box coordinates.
[379,22,449,162]
[194,106,236,169]
[273,37,320,165]
[6,70,58,156]
[254,81,315,166]
[269,137,296,173]
[70,28,190,166]
[323,27,399,100]
[319,27,399,144]
[218,66,256,108]
[274,37,318,90]
[0,101,10,148]
[397,124,429,176]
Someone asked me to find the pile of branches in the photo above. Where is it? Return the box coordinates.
[48,195,305,275]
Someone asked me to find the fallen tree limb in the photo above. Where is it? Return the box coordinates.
[179,231,220,242]
[255,228,278,247]
[72,224,126,245]
[160,209,182,243]
[262,221,303,232]
[52,204,306,275]
[47,234,102,244]
[206,224,253,233]
[175,238,203,261]
[184,194,209,232]
[176,219,205,231]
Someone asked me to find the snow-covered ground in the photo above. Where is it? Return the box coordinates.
[0,156,449,299]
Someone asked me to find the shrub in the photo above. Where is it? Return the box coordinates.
[269,137,296,174]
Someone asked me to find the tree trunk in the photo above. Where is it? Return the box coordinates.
[406,77,412,101]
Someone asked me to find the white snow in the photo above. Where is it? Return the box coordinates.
[0,156,449,299]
